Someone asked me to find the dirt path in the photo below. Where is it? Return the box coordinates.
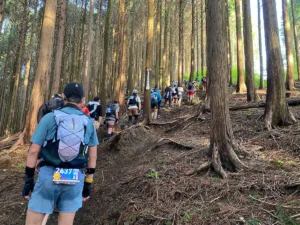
[1,92,300,224]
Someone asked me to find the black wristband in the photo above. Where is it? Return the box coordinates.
[25,166,35,178]
[86,168,96,174]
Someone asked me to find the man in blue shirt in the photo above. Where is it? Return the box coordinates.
[22,82,99,225]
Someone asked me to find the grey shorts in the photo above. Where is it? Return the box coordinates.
[28,166,84,214]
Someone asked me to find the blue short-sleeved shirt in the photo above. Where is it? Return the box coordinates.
[31,106,99,147]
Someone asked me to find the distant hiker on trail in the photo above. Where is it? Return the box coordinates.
[164,85,172,107]
[105,100,120,139]
[126,89,141,127]
[177,86,184,107]
[81,99,90,116]
[22,82,99,225]
[88,97,103,131]
[37,94,64,123]
[172,85,179,106]
[153,85,162,118]
[151,90,159,120]
[188,82,195,103]
[202,77,207,91]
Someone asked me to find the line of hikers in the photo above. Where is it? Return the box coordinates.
[22,79,207,225]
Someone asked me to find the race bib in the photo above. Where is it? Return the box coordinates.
[53,168,80,185]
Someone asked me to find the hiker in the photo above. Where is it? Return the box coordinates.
[105,100,120,138]
[163,86,172,107]
[188,82,195,103]
[37,94,64,123]
[81,99,90,116]
[88,97,103,131]
[22,82,99,225]
[202,77,207,91]
[177,86,184,107]
[150,90,159,120]
[172,85,179,106]
[126,89,141,127]
[153,85,162,118]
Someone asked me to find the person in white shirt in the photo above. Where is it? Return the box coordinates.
[126,89,141,127]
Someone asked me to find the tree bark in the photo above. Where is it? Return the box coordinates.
[113,0,125,101]
[23,0,57,143]
[51,0,67,95]
[207,0,245,178]
[162,0,169,92]
[291,0,300,81]
[226,0,232,86]
[243,0,257,102]
[177,0,184,87]
[82,0,94,98]
[100,0,112,111]
[127,3,136,97]
[118,0,130,112]
[201,0,204,77]
[235,0,246,93]
[143,0,154,125]
[189,0,196,82]
[7,0,28,133]
[263,0,296,130]
[155,0,162,87]
[258,0,264,89]
[283,0,295,90]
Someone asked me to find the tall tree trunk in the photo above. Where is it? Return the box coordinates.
[189,0,196,82]
[258,0,264,89]
[155,0,162,87]
[0,0,5,33]
[263,0,296,130]
[127,3,136,96]
[144,0,154,125]
[82,0,94,98]
[283,0,295,90]
[226,0,232,86]
[7,0,28,133]
[196,2,200,78]
[243,0,257,102]
[177,0,184,86]
[291,0,300,81]
[162,0,169,92]
[200,0,204,77]
[207,0,245,178]
[76,0,87,81]
[119,0,129,112]
[23,0,57,143]
[100,0,112,111]
[51,0,67,94]
[113,0,125,100]
[235,0,246,93]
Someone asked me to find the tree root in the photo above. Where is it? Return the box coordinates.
[146,138,193,152]
[165,114,203,133]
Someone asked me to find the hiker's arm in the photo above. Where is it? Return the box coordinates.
[26,143,41,168]
[115,111,119,120]
[85,146,97,180]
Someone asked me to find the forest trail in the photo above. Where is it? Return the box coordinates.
[1,91,300,224]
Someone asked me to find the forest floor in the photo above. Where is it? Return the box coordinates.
[1,88,300,225]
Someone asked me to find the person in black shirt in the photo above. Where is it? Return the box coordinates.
[88,97,103,130]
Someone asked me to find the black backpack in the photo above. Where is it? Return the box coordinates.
[128,96,137,106]
[37,98,64,123]
[106,104,116,117]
